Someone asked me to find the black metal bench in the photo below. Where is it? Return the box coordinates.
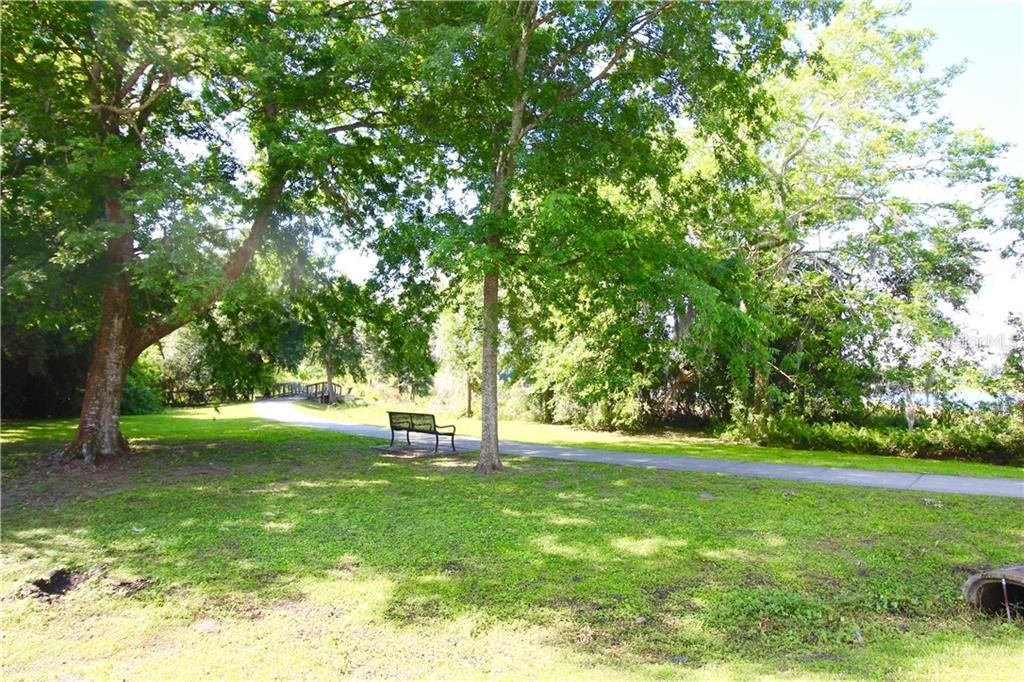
[387,411,456,452]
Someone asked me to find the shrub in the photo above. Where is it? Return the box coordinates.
[122,360,165,415]
[721,410,1024,467]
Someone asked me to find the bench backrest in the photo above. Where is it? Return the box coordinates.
[388,411,437,432]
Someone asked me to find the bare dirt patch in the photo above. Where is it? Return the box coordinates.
[112,578,151,596]
[192,618,223,634]
[28,568,86,602]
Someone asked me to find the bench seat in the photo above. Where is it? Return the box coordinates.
[387,411,456,452]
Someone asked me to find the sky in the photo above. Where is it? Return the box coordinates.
[896,0,1024,363]
[333,1,1024,361]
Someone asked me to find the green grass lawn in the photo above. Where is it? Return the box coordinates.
[293,401,1024,480]
[2,406,1022,680]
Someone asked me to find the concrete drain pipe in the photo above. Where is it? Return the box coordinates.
[964,565,1024,620]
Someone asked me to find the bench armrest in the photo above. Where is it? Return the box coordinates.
[435,424,456,432]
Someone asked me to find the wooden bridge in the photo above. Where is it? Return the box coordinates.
[167,382,353,407]
[264,381,353,404]
[265,382,307,398]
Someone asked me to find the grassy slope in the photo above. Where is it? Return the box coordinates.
[293,401,1024,480]
[2,406,1022,680]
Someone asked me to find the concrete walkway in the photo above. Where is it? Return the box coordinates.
[252,399,1024,499]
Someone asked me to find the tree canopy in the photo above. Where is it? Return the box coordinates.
[2,0,403,461]
[369,0,836,471]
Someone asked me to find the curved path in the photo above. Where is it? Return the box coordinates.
[253,399,1024,499]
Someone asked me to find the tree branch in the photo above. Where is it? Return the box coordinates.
[517,1,674,143]
[118,62,152,101]
[90,71,172,118]
[779,110,824,175]
[323,110,387,134]
[132,179,286,353]
[767,360,798,385]
[536,2,620,80]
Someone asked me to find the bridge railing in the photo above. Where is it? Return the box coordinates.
[261,381,348,400]
[303,381,347,402]
[170,381,351,404]
[265,382,306,398]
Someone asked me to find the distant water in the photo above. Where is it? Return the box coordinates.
[906,389,1020,407]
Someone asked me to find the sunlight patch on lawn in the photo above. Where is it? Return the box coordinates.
[262,521,295,533]
[699,548,756,562]
[901,638,1024,682]
[243,483,296,496]
[338,478,390,488]
[167,404,259,420]
[531,534,606,562]
[757,532,789,548]
[1,571,652,681]
[611,536,687,557]
[425,458,474,469]
[5,528,93,557]
[545,514,593,527]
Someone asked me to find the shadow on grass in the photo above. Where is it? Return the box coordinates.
[0,415,382,507]
[3,423,1023,678]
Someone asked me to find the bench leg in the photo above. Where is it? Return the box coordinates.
[390,430,395,447]
[406,431,410,446]
[450,433,456,452]
[434,433,439,453]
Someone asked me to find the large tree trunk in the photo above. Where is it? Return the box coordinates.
[477,270,502,473]
[54,294,137,464]
[53,220,138,465]
[54,179,284,465]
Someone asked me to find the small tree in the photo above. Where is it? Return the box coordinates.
[296,276,366,402]
[437,302,482,417]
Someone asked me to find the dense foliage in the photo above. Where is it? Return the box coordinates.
[467,2,1020,442]
[1,0,404,460]
[120,357,165,415]
[723,411,1024,466]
